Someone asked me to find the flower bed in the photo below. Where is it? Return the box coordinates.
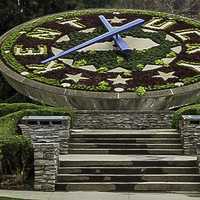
[0,9,200,93]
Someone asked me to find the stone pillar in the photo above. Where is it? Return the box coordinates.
[197,143,200,173]
[181,118,196,155]
[33,143,59,192]
[180,115,200,155]
[19,116,71,191]
[19,116,71,154]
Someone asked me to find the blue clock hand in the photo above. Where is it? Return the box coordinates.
[41,18,144,64]
[99,15,130,51]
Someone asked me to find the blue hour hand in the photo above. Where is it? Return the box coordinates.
[99,15,130,52]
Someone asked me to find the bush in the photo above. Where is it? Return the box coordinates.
[0,135,33,184]
[136,64,145,71]
[0,103,41,117]
[0,103,73,188]
[135,86,146,96]
[172,104,200,128]
[74,59,87,67]
[97,81,111,91]
[97,66,109,73]
[116,56,124,64]
[0,103,73,136]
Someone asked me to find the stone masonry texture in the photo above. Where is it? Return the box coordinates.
[73,110,173,129]
[180,116,200,156]
[33,143,59,192]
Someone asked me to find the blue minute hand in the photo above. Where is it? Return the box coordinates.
[41,18,145,64]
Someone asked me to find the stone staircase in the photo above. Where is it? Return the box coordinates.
[68,129,183,155]
[56,129,200,192]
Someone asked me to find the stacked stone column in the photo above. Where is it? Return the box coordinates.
[33,143,59,191]
[19,116,71,192]
[179,115,200,173]
[180,115,200,155]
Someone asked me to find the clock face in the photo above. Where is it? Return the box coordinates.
[0,10,200,93]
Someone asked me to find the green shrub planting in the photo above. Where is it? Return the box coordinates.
[172,104,200,128]
[0,103,73,187]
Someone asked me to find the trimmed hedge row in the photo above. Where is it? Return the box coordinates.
[0,103,73,136]
[0,135,33,186]
[0,73,31,103]
[172,104,200,128]
[0,103,73,188]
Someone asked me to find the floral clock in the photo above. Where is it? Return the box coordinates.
[0,9,199,110]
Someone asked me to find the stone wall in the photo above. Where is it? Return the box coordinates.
[179,115,200,155]
[73,110,173,129]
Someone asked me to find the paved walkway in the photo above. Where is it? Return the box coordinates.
[0,190,200,200]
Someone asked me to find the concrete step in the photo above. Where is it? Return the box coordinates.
[60,148,69,152]
[71,133,180,138]
[70,138,181,144]
[57,127,197,192]
[69,143,182,149]
[59,155,197,167]
[61,151,69,154]
[56,182,200,192]
[58,166,199,174]
[60,145,68,147]
[57,174,200,182]
[71,129,178,133]
[69,148,183,155]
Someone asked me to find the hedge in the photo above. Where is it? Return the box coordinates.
[0,103,73,136]
[172,104,200,128]
[0,135,33,185]
[0,103,73,187]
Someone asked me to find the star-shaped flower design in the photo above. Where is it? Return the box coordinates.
[63,73,89,83]
[108,75,132,85]
[153,71,178,81]
[108,16,127,24]
[79,28,96,33]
